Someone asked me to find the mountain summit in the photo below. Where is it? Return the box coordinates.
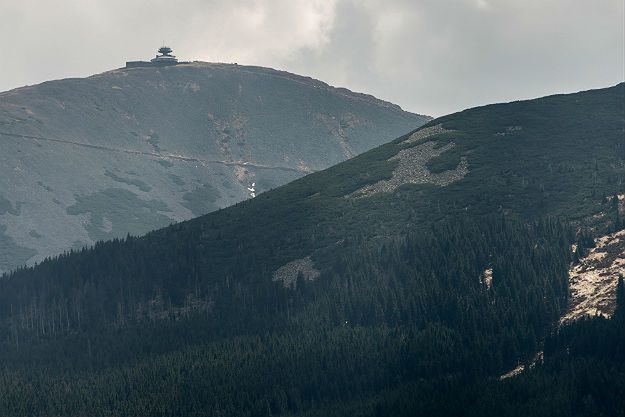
[0,62,429,272]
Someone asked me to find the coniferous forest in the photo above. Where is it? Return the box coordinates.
[0,84,623,416]
[0,216,622,416]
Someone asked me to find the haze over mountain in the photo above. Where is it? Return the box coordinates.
[0,84,622,416]
[0,61,429,272]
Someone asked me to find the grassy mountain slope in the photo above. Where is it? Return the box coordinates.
[0,84,623,416]
[145,82,624,273]
[0,62,429,272]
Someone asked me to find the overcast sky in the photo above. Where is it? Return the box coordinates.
[1,0,623,116]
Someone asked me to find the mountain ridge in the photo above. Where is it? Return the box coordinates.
[0,62,430,272]
[2,62,418,114]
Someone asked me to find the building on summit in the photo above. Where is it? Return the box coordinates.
[126,46,183,68]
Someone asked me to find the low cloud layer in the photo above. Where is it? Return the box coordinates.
[1,0,623,116]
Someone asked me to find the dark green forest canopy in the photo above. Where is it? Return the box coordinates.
[0,83,623,416]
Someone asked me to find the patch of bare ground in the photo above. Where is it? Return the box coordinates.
[561,229,625,324]
[272,256,320,288]
[347,141,468,198]
[499,351,544,380]
[480,267,493,290]
[346,123,468,198]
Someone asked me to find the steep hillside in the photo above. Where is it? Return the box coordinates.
[0,62,429,272]
[0,84,623,416]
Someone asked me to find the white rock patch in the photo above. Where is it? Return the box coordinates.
[499,363,525,380]
[481,267,493,290]
[347,141,468,198]
[561,229,625,324]
[247,182,256,198]
[499,351,543,380]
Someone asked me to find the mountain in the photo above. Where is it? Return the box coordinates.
[0,62,429,272]
[0,84,623,416]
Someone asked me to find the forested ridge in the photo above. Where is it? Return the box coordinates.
[0,84,623,415]
[0,217,584,415]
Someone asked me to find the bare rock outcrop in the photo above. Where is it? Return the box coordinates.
[561,229,625,324]
[347,141,468,198]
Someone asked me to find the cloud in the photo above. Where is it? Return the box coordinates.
[1,0,623,116]
[1,0,338,88]
[278,0,624,115]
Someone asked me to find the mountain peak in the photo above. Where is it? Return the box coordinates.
[0,64,429,272]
